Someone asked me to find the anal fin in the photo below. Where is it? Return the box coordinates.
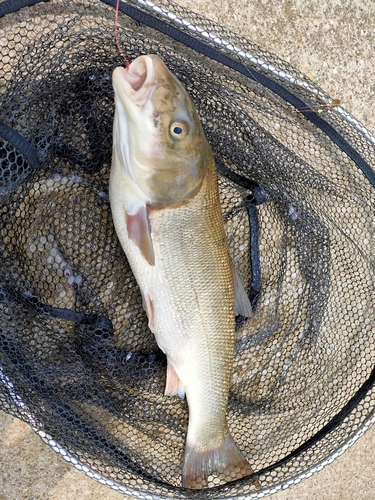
[125,204,155,265]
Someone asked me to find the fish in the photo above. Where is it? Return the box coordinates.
[109,54,257,489]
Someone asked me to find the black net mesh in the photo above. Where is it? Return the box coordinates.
[1,0,375,498]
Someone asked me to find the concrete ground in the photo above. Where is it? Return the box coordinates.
[1,0,374,499]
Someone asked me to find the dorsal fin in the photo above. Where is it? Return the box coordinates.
[233,267,252,317]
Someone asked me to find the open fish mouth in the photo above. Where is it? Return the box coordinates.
[113,56,156,107]
[124,57,148,91]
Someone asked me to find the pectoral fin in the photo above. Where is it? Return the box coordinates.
[234,268,252,318]
[165,360,185,399]
[125,205,155,265]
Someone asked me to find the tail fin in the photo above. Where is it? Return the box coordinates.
[182,432,260,490]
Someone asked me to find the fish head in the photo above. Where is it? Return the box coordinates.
[112,54,209,206]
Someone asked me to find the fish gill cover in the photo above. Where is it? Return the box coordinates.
[0,0,375,498]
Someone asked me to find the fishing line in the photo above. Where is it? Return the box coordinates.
[115,0,130,67]
[235,49,341,117]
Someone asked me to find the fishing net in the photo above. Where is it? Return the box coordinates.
[1,0,375,498]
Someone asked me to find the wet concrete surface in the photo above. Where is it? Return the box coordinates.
[1,0,374,498]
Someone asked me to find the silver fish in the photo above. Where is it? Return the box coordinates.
[109,54,256,489]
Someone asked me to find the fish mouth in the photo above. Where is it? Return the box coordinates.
[113,55,157,107]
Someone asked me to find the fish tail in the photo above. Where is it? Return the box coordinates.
[182,432,260,489]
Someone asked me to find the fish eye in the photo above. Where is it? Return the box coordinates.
[170,121,188,139]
